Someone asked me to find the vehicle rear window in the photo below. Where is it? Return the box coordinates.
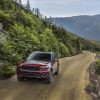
[27,53,51,61]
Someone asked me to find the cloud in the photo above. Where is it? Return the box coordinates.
[21,0,100,17]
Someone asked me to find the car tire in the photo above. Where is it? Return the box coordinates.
[17,77,24,81]
[47,71,53,84]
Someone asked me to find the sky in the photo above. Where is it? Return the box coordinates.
[22,0,100,17]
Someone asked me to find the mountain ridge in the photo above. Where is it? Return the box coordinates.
[52,14,100,41]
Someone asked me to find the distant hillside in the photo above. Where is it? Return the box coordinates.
[52,15,100,41]
[0,0,100,65]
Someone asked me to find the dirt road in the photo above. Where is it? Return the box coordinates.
[0,52,95,100]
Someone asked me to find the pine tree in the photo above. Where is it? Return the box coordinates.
[32,8,35,14]
[35,8,40,17]
[26,0,31,11]
[19,0,22,5]
[77,37,82,53]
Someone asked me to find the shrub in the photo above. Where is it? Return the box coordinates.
[2,64,16,76]
[95,60,100,75]
[0,10,10,21]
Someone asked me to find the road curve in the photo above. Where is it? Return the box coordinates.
[0,52,95,100]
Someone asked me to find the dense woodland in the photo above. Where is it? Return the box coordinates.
[0,0,100,65]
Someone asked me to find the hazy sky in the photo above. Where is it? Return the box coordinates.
[22,0,100,17]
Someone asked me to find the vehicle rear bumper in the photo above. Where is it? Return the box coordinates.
[17,70,50,79]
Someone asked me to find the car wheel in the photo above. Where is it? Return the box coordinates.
[47,71,53,84]
[17,77,24,81]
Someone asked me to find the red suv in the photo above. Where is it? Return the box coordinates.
[17,51,59,83]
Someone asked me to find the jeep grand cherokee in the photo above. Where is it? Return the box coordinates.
[17,51,59,83]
